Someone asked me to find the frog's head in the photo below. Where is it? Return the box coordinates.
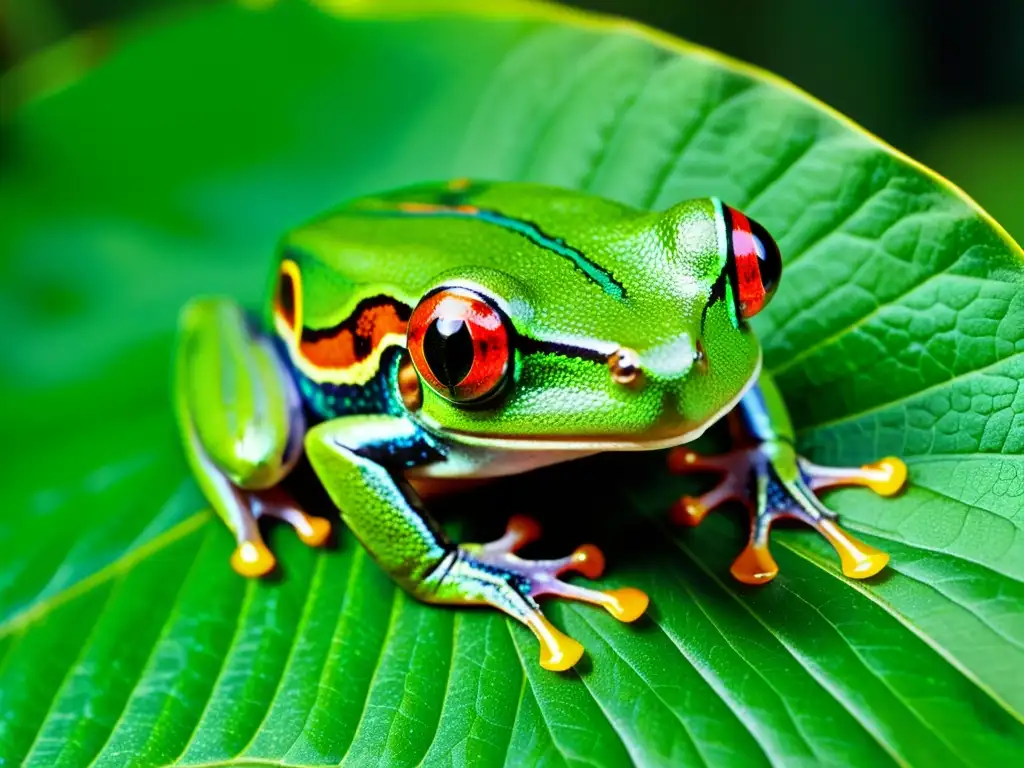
[405,198,781,451]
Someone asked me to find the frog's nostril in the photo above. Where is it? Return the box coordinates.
[609,347,642,385]
[694,340,708,372]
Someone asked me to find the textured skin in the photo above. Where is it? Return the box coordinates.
[175,180,904,669]
[305,416,450,589]
[275,181,760,445]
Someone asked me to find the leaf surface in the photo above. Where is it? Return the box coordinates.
[0,1,1022,766]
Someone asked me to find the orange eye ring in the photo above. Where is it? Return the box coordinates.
[407,287,511,404]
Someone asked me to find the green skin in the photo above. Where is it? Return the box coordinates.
[175,181,904,671]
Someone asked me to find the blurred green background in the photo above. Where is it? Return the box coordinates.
[3,0,1022,243]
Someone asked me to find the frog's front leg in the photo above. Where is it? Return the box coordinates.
[305,415,648,671]
[669,373,907,584]
[176,298,331,576]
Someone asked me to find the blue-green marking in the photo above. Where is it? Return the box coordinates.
[352,202,626,300]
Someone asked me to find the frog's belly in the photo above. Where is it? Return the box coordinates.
[406,443,598,482]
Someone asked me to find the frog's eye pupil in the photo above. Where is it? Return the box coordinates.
[749,219,782,300]
[276,270,296,327]
[407,287,511,404]
[423,317,474,390]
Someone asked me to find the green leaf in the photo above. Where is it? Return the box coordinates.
[1,0,1022,765]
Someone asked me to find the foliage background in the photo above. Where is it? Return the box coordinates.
[3,0,1024,243]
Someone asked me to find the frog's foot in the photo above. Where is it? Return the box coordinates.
[229,489,333,578]
[434,515,649,671]
[668,445,906,585]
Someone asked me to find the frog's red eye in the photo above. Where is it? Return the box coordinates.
[407,287,511,404]
[724,206,782,319]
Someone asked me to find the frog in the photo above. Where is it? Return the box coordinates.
[174,179,907,671]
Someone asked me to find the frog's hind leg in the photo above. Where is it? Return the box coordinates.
[251,488,332,548]
[305,416,649,672]
[181,427,276,577]
[668,373,906,585]
[175,298,331,576]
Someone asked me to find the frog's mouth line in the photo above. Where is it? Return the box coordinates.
[423,352,762,453]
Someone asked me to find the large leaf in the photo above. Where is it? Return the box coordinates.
[1,0,1022,765]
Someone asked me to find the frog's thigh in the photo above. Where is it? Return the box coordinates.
[175,298,305,575]
[176,297,303,490]
[306,417,648,672]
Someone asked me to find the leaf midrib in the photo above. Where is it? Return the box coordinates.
[0,512,208,639]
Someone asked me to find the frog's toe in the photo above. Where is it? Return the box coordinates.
[251,489,333,548]
[799,456,908,497]
[668,447,740,475]
[668,447,753,527]
[730,534,780,585]
[524,613,585,671]
[813,517,889,579]
[477,514,542,555]
[470,517,649,624]
[534,579,649,622]
[671,485,744,527]
[294,515,333,547]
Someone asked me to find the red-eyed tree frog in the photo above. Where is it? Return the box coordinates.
[175,180,907,671]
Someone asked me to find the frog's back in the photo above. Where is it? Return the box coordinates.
[282,180,645,312]
[267,179,714,422]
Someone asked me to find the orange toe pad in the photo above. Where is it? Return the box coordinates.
[862,457,908,497]
[297,516,332,547]
[571,545,606,579]
[537,622,585,672]
[730,544,779,586]
[231,540,276,578]
[671,497,708,527]
[603,588,649,622]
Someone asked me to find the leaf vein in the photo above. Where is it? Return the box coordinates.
[796,352,1024,434]
[233,552,329,761]
[83,527,211,767]
[337,587,403,766]
[775,581,974,767]
[641,79,757,209]
[664,533,907,768]
[174,576,259,762]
